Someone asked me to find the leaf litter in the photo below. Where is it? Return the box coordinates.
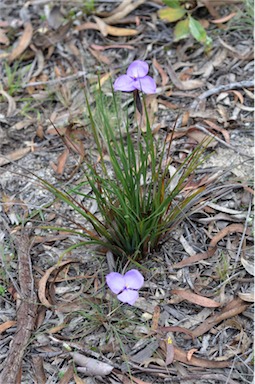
[0,0,254,383]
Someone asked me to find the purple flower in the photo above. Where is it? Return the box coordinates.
[106,269,144,305]
[113,60,156,94]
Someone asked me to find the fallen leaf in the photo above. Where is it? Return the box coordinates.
[56,148,70,175]
[211,12,237,24]
[94,16,138,37]
[187,128,217,147]
[203,119,230,144]
[187,348,198,361]
[173,345,231,368]
[0,147,30,166]
[102,0,146,24]
[171,289,221,308]
[157,325,195,340]
[47,5,64,30]
[0,320,16,334]
[173,224,247,268]
[241,255,254,276]
[0,28,10,45]
[158,7,186,23]
[151,305,160,331]
[238,292,254,302]
[228,90,244,104]
[88,47,111,64]
[38,260,80,308]
[167,62,204,90]
[8,22,33,63]
[130,340,159,364]
[186,297,250,339]
[59,364,74,384]
[73,373,85,384]
[90,43,134,51]
[152,58,169,87]
[0,88,16,117]
[34,21,71,50]
[166,336,174,365]
[32,356,47,384]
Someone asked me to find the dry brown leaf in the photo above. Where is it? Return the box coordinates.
[8,22,33,63]
[102,0,146,24]
[203,119,230,144]
[167,62,204,90]
[0,88,16,117]
[187,129,217,147]
[90,43,134,51]
[48,323,67,334]
[173,345,231,368]
[160,338,231,368]
[73,373,85,384]
[38,260,79,308]
[32,356,46,384]
[187,348,198,361]
[151,305,160,331]
[241,255,254,276]
[187,297,250,339]
[0,28,10,45]
[211,12,237,23]
[173,224,247,268]
[94,16,138,37]
[56,148,70,175]
[59,364,74,384]
[228,90,244,104]
[171,289,221,308]
[88,47,111,64]
[238,292,254,302]
[219,37,253,60]
[33,21,71,50]
[0,320,16,334]
[165,336,174,365]
[0,147,30,166]
[152,58,169,87]
[157,325,195,340]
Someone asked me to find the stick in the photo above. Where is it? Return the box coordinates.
[190,80,254,111]
[0,233,37,384]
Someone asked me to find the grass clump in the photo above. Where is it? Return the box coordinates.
[38,67,208,264]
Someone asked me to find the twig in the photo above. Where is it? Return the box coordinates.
[233,196,252,270]
[194,123,254,159]
[0,232,37,384]
[190,80,254,111]
[22,71,87,88]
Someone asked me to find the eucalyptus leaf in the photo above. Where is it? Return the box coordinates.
[158,6,186,23]
[174,18,190,40]
[189,16,207,43]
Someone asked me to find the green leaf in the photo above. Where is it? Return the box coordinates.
[158,6,186,22]
[189,16,207,43]
[174,18,190,40]
[162,0,181,8]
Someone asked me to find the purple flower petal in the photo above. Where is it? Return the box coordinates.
[124,269,144,290]
[134,76,157,94]
[117,289,139,305]
[127,60,149,78]
[106,272,125,294]
[113,75,136,92]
